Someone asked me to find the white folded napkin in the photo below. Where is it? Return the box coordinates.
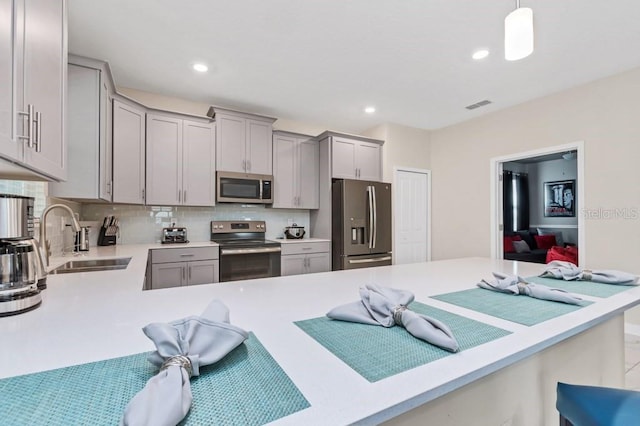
[477,272,582,305]
[540,261,639,285]
[121,300,248,426]
[327,284,459,352]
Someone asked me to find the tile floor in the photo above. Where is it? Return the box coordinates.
[625,332,640,391]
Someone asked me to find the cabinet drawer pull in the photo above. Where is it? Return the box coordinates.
[302,247,312,250]
[179,254,195,257]
[34,111,42,152]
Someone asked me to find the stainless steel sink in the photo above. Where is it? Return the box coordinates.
[49,257,132,274]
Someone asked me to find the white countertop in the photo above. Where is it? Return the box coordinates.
[1,246,639,425]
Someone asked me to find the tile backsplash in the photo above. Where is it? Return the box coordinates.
[81,204,310,244]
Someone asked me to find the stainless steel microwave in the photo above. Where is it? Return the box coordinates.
[216,171,273,204]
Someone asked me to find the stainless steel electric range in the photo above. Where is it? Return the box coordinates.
[210,220,281,282]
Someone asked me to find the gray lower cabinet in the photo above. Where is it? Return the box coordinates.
[280,241,330,276]
[149,246,219,289]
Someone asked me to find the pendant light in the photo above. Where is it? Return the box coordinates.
[504,0,534,61]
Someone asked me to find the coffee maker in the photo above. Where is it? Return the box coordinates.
[0,194,46,316]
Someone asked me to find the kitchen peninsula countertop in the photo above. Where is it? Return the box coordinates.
[1,246,639,425]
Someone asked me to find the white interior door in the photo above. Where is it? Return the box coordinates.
[394,168,430,264]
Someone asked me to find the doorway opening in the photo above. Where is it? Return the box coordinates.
[490,141,585,266]
[393,167,431,265]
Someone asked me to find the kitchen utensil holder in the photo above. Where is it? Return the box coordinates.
[97,226,118,246]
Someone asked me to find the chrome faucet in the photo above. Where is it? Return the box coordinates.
[39,204,81,266]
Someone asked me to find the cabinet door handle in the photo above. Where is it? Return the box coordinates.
[182,266,186,281]
[247,160,251,171]
[34,111,42,152]
[189,266,192,280]
[177,189,181,203]
[183,190,187,203]
[107,181,112,195]
[17,104,34,148]
[141,188,145,201]
[242,159,246,171]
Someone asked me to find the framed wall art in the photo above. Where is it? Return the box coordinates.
[544,180,575,217]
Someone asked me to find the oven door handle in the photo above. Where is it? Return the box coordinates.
[220,247,281,255]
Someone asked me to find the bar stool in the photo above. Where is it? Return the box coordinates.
[556,382,640,425]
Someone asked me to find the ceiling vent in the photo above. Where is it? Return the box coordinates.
[465,100,492,110]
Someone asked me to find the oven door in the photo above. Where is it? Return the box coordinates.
[219,246,281,282]
[217,171,273,204]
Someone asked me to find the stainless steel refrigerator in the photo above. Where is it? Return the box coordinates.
[332,179,392,270]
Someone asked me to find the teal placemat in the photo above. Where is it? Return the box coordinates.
[295,302,510,382]
[0,332,309,426]
[526,275,635,298]
[431,288,589,326]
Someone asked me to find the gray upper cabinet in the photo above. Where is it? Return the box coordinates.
[272,131,319,209]
[182,120,216,206]
[0,0,16,160]
[1,0,66,180]
[331,136,382,181]
[146,114,182,206]
[50,58,114,201]
[212,107,276,175]
[146,112,215,206]
[112,99,146,204]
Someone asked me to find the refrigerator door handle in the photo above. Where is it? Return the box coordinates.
[367,186,374,249]
[348,256,392,264]
[372,186,377,249]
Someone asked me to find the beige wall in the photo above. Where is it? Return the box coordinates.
[118,87,334,137]
[429,67,640,321]
[118,87,211,117]
[363,123,431,182]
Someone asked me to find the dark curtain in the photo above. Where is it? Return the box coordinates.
[503,170,530,232]
[503,171,514,234]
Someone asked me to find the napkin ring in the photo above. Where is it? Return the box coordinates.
[161,355,193,377]
[582,269,593,281]
[393,305,407,325]
[516,282,528,295]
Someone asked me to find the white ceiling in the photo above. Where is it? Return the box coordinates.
[68,0,640,133]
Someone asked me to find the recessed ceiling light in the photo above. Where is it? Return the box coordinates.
[192,63,208,72]
[364,106,376,114]
[472,49,490,60]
